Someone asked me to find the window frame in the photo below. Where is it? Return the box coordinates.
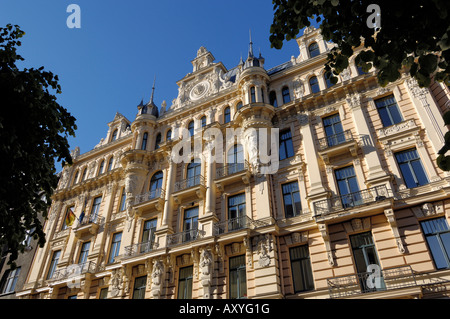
[282,181,302,218]
[282,86,291,104]
[309,76,320,94]
[374,95,404,127]
[279,129,295,161]
[108,232,122,264]
[308,42,320,58]
[289,245,314,293]
[47,250,61,280]
[420,217,450,270]
[394,148,429,189]
[229,255,247,299]
[177,266,194,299]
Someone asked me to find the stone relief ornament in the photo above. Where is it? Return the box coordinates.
[340,67,351,81]
[346,93,362,109]
[110,268,124,297]
[293,77,304,99]
[151,260,164,299]
[190,80,211,101]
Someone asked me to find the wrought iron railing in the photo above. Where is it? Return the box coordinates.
[76,214,105,228]
[214,216,253,235]
[50,261,100,281]
[134,188,165,205]
[327,265,417,298]
[123,241,158,258]
[167,229,206,246]
[216,161,249,179]
[313,185,392,218]
[317,130,353,151]
[174,175,205,192]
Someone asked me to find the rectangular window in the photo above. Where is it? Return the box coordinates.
[1,267,21,294]
[108,232,122,264]
[141,219,157,253]
[279,129,295,160]
[177,266,193,299]
[229,255,247,299]
[90,196,102,222]
[228,193,246,231]
[323,114,345,147]
[420,217,450,269]
[289,246,314,293]
[183,207,199,242]
[119,189,127,212]
[47,250,61,279]
[350,232,384,292]
[375,95,403,127]
[282,182,302,218]
[335,166,361,208]
[98,287,109,299]
[78,242,91,264]
[395,148,429,188]
[132,276,147,299]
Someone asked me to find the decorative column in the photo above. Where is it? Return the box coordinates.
[347,92,389,185]
[298,113,327,198]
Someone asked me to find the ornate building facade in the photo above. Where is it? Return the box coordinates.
[18,26,450,299]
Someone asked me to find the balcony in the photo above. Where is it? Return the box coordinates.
[167,229,206,247]
[123,241,159,259]
[172,175,206,203]
[49,261,101,283]
[327,266,418,299]
[215,161,251,192]
[317,130,358,164]
[313,185,393,220]
[134,188,165,211]
[214,216,254,235]
[74,214,105,238]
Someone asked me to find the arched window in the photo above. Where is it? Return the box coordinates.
[98,160,105,176]
[141,132,148,150]
[186,160,202,187]
[107,157,114,172]
[149,171,164,198]
[188,121,195,137]
[325,73,335,88]
[111,129,118,142]
[155,133,161,150]
[73,170,79,185]
[269,91,278,107]
[236,102,243,111]
[309,76,320,94]
[166,129,172,142]
[282,86,291,104]
[261,88,265,103]
[250,86,256,103]
[224,107,231,124]
[356,62,367,75]
[201,116,207,128]
[308,42,320,58]
[81,167,87,182]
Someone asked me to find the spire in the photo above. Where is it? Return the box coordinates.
[248,29,254,58]
[150,75,156,104]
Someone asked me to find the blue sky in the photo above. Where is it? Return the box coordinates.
[0,1,306,171]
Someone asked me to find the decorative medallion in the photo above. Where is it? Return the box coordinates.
[190,80,210,101]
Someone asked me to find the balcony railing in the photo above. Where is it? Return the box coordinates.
[214,216,253,235]
[76,214,105,228]
[134,188,165,205]
[174,175,205,192]
[123,241,158,259]
[167,229,206,247]
[313,185,392,218]
[327,265,417,298]
[216,161,249,179]
[317,130,353,151]
[50,261,100,281]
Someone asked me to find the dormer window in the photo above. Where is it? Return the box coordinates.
[308,42,320,58]
[111,129,118,142]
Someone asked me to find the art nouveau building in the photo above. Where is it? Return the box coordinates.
[18,26,450,299]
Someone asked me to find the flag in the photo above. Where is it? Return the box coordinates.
[65,208,76,227]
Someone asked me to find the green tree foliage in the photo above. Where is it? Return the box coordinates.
[0,24,77,267]
[270,0,450,88]
[270,0,450,171]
